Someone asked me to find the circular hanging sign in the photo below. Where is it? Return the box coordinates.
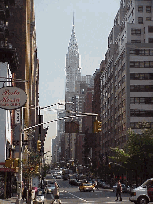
[0,86,27,110]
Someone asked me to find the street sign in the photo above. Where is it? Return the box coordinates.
[0,86,27,110]
[15,109,20,124]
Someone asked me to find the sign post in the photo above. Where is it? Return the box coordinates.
[0,86,27,204]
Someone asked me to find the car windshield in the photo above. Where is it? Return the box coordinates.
[141,179,153,188]
[84,183,92,186]
[45,175,54,179]
[48,184,54,187]
[37,190,43,196]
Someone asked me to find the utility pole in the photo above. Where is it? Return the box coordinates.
[17,107,23,204]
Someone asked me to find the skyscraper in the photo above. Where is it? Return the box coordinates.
[65,15,81,108]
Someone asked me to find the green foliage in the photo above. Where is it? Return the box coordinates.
[110,128,153,182]
[42,163,50,178]
[22,150,41,179]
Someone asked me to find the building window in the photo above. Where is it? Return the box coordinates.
[146,6,151,13]
[138,6,143,12]
[138,17,143,24]
[131,28,141,35]
[146,17,151,21]
[131,40,141,43]
[130,73,153,80]
[130,61,153,68]
[148,26,153,33]
[149,38,153,43]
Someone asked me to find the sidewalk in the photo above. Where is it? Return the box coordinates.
[0,195,27,204]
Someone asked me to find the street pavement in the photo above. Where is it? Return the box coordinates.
[45,179,133,204]
[0,197,26,204]
[2,180,153,204]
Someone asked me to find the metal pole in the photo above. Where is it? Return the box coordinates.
[18,107,23,202]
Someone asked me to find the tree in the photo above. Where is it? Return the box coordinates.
[22,149,41,179]
[110,128,153,185]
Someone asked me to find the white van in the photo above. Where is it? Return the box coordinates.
[129,178,153,204]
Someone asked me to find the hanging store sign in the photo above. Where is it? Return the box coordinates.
[15,109,20,124]
[0,86,27,110]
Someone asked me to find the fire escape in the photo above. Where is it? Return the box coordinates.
[0,0,19,72]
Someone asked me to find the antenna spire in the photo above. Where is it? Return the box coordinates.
[73,12,74,26]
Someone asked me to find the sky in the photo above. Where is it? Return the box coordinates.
[34,0,120,108]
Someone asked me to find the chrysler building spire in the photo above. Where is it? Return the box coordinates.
[65,14,81,93]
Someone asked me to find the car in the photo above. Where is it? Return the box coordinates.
[45,174,55,180]
[69,178,78,185]
[129,178,153,204]
[113,183,127,193]
[102,182,111,189]
[45,183,55,194]
[79,183,95,192]
[35,189,45,204]
[97,179,104,186]
[56,174,62,179]
[98,181,110,189]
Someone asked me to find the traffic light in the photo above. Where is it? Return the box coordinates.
[35,165,39,174]
[5,158,13,168]
[14,158,19,172]
[37,140,41,152]
[14,158,19,168]
[97,120,102,132]
[94,120,102,133]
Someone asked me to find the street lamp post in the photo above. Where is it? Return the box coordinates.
[17,107,24,203]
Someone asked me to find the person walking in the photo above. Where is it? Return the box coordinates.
[115,180,122,201]
[53,182,59,199]
[22,186,27,202]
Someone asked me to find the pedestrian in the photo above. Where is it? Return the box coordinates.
[115,180,122,201]
[28,189,32,204]
[53,182,59,199]
[22,186,27,201]
[94,180,99,190]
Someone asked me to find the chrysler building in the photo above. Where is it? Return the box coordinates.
[65,15,81,95]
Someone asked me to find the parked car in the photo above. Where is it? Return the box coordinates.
[35,189,45,204]
[98,181,110,189]
[45,183,55,194]
[79,183,95,192]
[69,179,78,186]
[76,180,83,186]
[112,183,128,193]
[56,174,62,179]
[102,182,111,189]
[97,179,104,186]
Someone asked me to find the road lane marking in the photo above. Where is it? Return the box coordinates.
[65,190,95,203]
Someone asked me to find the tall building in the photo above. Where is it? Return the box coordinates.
[65,17,81,92]
[0,0,41,198]
[100,0,153,156]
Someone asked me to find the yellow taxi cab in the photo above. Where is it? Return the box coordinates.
[79,182,95,192]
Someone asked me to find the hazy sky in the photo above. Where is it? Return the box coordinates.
[34,0,120,108]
